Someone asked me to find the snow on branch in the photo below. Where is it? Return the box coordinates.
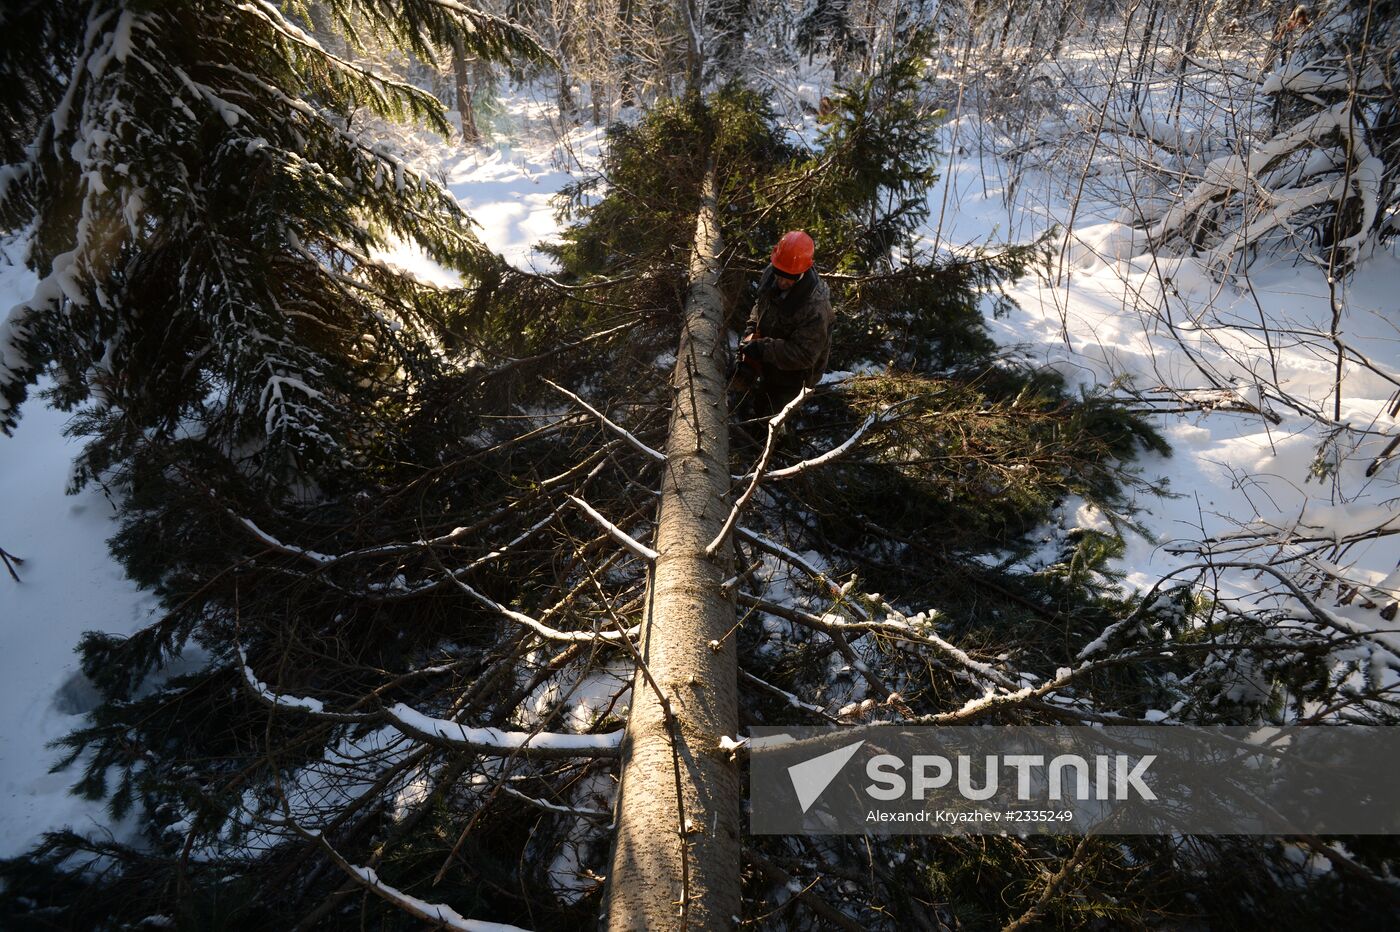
[882,655,1167,727]
[566,495,658,562]
[1147,100,1387,271]
[1261,60,1386,97]
[749,399,914,483]
[740,669,839,723]
[239,0,459,115]
[234,513,335,563]
[442,570,638,643]
[386,704,622,759]
[240,650,364,720]
[286,818,533,932]
[240,653,621,759]
[754,414,873,481]
[1102,107,1208,157]
[735,591,1015,693]
[542,378,665,462]
[498,784,613,822]
[735,527,869,622]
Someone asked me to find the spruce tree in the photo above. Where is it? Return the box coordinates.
[0,0,542,482]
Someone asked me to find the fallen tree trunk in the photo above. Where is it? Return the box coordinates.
[604,168,740,930]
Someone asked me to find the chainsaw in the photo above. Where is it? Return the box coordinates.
[730,333,763,392]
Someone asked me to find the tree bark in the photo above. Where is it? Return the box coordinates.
[451,34,479,145]
[603,168,739,930]
[681,0,703,95]
[618,0,637,108]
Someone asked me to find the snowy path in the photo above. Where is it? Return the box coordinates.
[0,252,157,855]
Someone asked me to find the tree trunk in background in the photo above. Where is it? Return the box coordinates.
[1172,0,1204,117]
[1129,0,1161,111]
[706,0,748,79]
[451,35,479,145]
[619,0,637,108]
[1050,0,1074,56]
[997,0,1019,53]
[555,1,580,124]
[473,57,493,129]
[603,169,740,931]
[682,0,703,94]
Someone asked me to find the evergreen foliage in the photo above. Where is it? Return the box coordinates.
[0,3,81,167]
[757,28,947,269]
[795,0,866,80]
[0,0,543,485]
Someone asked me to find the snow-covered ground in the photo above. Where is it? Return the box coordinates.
[373,94,608,274]
[924,111,1397,639]
[1,71,1396,859]
[0,247,155,857]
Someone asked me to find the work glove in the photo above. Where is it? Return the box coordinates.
[739,338,765,362]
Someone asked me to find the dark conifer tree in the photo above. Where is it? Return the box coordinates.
[0,0,543,483]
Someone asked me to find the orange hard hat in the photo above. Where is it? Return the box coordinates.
[770,230,814,276]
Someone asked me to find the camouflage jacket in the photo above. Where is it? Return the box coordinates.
[745,267,835,387]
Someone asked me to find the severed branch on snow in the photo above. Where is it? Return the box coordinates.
[0,546,23,582]
[1111,386,1282,424]
[1194,560,1400,662]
